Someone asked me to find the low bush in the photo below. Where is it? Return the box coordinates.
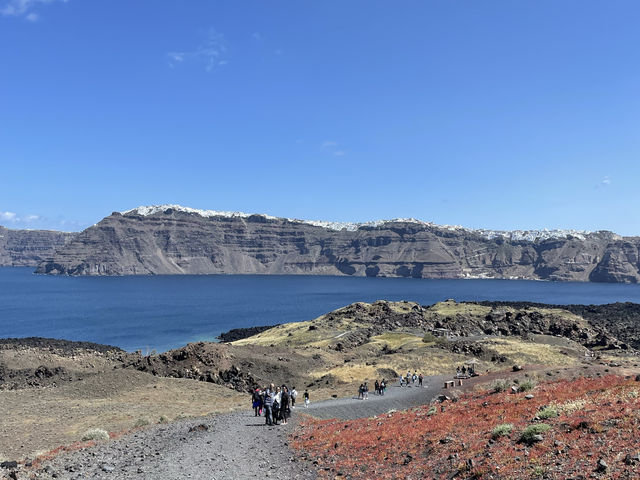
[422,333,437,343]
[491,423,513,439]
[537,406,558,420]
[81,428,110,442]
[491,379,512,393]
[518,380,536,392]
[519,424,551,444]
[134,418,150,428]
[159,415,169,424]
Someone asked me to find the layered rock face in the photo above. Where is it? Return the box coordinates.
[35,207,640,282]
[0,226,76,267]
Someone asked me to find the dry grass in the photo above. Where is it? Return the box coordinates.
[428,300,492,317]
[0,371,245,460]
[369,332,423,349]
[481,337,579,367]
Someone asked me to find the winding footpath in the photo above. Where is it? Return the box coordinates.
[32,378,447,480]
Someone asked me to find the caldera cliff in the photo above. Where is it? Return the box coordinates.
[34,205,640,282]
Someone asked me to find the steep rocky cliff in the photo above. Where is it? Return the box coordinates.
[35,205,640,282]
[0,226,76,267]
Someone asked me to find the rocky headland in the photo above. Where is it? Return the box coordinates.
[0,227,75,267]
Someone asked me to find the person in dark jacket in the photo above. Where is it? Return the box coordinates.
[263,384,275,426]
[252,388,263,416]
[280,386,291,425]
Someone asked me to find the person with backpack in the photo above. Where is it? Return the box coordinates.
[304,389,310,407]
[363,382,369,400]
[290,386,298,408]
[374,380,380,395]
[380,379,386,395]
[418,373,424,386]
[252,388,262,417]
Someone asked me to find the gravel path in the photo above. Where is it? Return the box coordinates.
[304,376,448,420]
[30,377,448,479]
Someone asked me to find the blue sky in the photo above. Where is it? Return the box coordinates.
[1,1,639,234]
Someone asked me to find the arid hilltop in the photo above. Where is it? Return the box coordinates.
[33,205,640,282]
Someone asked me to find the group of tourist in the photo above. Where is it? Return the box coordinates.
[251,384,309,426]
[357,379,387,399]
[399,370,424,387]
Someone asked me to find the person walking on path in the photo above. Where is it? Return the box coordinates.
[363,382,369,400]
[291,387,298,408]
[304,389,310,407]
[418,373,423,387]
[381,379,386,395]
[263,384,274,426]
[280,386,291,425]
[273,386,282,425]
[374,380,380,395]
[252,388,262,417]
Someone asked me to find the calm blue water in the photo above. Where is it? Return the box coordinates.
[2,267,640,352]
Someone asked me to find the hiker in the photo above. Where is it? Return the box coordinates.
[418,373,423,386]
[304,389,310,407]
[461,365,467,375]
[358,383,364,400]
[380,379,386,395]
[291,386,298,408]
[273,386,282,425]
[263,384,275,426]
[363,382,369,400]
[280,386,291,425]
[374,380,380,395]
[399,375,404,387]
[252,388,262,417]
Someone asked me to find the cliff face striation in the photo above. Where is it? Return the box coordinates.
[0,226,76,267]
[35,205,640,282]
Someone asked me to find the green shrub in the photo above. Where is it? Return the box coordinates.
[518,380,536,392]
[491,423,513,439]
[422,333,437,343]
[491,379,512,393]
[538,406,558,420]
[519,424,551,444]
[427,406,437,416]
[81,428,110,442]
[134,418,150,428]
[159,415,169,424]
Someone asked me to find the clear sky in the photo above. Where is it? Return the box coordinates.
[1,1,639,234]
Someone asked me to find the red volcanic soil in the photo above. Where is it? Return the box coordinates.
[292,375,640,479]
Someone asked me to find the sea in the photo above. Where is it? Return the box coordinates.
[1,267,640,353]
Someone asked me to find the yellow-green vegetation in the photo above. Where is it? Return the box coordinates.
[81,428,109,441]
[491,423,514,439]
[428,300,492,318]
[482,338,579,367]
[520,424,551,444]
[370,332,423,350]
[537,406,558,419]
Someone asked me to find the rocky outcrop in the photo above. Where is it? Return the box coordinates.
[0,226,76,267]
[35,206,640,283]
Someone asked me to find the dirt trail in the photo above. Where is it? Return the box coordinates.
[27,377,449,480]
